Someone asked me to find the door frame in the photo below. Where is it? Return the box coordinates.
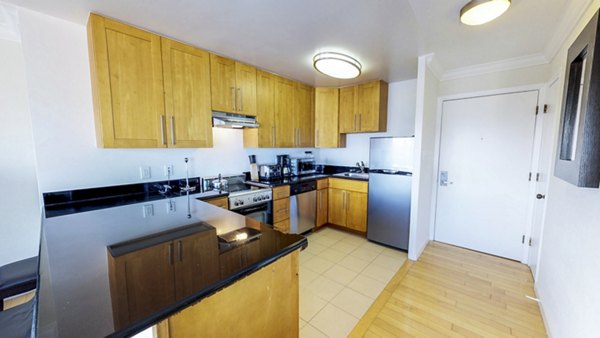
[429,83,548,264]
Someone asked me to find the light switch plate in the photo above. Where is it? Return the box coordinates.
[142,204,154,218]
[140,166,152,180]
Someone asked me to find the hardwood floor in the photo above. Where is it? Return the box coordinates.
[350,241,547,337]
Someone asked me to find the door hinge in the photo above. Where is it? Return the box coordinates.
[535,173,540,182]
[535,105,539,115]
[522,235,525,244]
[528,172,532,181]
[529,238,532,246]
[543,104,548,113]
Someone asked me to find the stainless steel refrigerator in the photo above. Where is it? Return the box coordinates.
[367,136,413,250]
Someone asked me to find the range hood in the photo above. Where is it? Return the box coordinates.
[212,111,259,129]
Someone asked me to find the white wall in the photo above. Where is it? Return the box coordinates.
[316,79,416,166]
[16,8,316,193]
[0,37,41,265]
[408,55,439,260]
[534,2,600,336]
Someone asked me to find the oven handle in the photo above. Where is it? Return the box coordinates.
[234,203,269,215]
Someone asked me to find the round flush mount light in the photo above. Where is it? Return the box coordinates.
[460,0,511,26]
[313,52,362,79]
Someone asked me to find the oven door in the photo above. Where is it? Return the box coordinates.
[233,202,273,225]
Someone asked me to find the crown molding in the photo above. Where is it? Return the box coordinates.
[0,2,19,42]
[544,0,595,63]
[440,53,549,81]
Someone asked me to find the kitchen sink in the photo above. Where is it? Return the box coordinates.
[333,172,369,180]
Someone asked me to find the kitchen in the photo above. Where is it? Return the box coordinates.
[1,0,600,337]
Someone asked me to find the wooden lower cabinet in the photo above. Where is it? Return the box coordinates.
[218,240,261,278]
[204,196,228,209]
[157,250,299,338]
[316,188,328,228]
[274,219,291,234]
[327,178,368,233]
[107,227,219,329]
[272,185,290,233]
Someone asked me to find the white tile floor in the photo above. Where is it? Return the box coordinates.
[299,227,407,338]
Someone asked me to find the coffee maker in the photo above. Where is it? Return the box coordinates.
[277,155,292,178]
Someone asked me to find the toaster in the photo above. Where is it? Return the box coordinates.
[259,164,282,180]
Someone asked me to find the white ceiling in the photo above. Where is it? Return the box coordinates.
[3,0,590,86]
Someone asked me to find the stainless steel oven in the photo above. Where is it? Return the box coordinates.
[228,188,273,225]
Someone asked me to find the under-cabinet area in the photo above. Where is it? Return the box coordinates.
[87,13,389,149]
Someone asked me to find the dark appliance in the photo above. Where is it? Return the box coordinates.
[277,155,292,177]
[290,158,316,176]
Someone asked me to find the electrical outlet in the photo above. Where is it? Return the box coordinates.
[142,204,154,218]
[164,165,174,177]
[140,166,152,180]
[166,200,176,213]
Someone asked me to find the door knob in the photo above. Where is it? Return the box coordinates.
[536,194,546,200]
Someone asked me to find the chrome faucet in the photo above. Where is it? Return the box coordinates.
[356,161,366,173]
[180,157,196,193]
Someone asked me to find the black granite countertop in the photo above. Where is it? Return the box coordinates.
[247,173,368,187]
[35,194,307,338]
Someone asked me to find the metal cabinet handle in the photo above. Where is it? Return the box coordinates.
[238,88,243,111]
[178,240,183,262]
[319,191,322,209]
[170,116,176,145]
[353,115,357,131]
[342,191,345,209]
[168,242,174,265]
[316,128,319,146]
[231,87,236,111]
[346,191,350,210]
[273,126,276,147]
[160,115,166,145]
[358,114,362,131]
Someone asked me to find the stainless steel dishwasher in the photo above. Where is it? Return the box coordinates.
[289,180,317,234]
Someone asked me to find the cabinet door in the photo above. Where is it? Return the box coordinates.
[346,192,368,232]
[88,14,165,148]
[295,83,314,147]
[316,189,328,228]
[235,62,257,116]
[315,87,345,148]
[339,86,357,133]
[111,242,175,328]
[357,80,388,132]
[327,188,346,226]
[162,38,213,148]
[174,230,220,300]
[210,54,236,113]
[247,70,276,147]
[274,77,296,147]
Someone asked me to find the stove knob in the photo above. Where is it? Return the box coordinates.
[253,197,258,202]
[258,196,263,201]
[240,200,244,205]
[234,201,239,206]
[265,195,270,200]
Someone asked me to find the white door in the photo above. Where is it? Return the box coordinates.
[435,91,539,261]
[529,80,560,278]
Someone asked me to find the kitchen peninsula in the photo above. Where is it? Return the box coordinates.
[35,194,307,337]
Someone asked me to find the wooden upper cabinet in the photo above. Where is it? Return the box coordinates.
[295,83,314,147]
[210,54,237,113]
[87,14,165,148]
[162,38,213,148]
[357,80,388,132]
[315,87,345,148]
[274,76,296,148]
[210,54,257,116]
[338,80,388,133]
[235,62,257,116]
[339,86,357,134]
[244,70,275,148]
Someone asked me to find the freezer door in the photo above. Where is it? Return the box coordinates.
[369,137,414,171]
[367,173,411,250]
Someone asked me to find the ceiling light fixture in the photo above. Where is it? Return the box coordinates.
[460,0,511,26]
[313,52,362,79]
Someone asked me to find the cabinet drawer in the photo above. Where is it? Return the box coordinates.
[272,185,290,200]
[205,197,228,209]
[328,178,368,193]
[273,198,290,223]
[316,179,328,190]
[274,219,290,234]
